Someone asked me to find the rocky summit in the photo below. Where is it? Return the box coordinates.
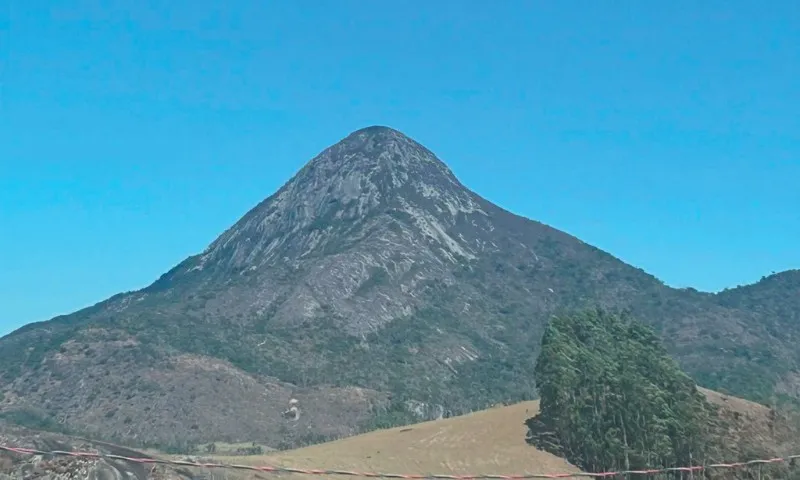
[1,126,799,452]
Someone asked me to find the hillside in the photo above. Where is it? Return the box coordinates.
[212,389,798,480]
[220,401,579,479]
[715,271,800,401]
[1,126,798,450]
[700,387,798,461]
[1,388,797,479]
[0,424,190,479]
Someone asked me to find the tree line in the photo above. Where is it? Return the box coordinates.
[528,308,719,474]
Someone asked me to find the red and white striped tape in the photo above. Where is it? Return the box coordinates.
[2,444,799,478]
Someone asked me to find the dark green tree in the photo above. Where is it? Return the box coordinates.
[527,309,718,474]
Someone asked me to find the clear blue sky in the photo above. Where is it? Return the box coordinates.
[1,1,798,336]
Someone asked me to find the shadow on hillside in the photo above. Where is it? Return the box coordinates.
[523,415,564,458]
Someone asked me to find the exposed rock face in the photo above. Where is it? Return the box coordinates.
[1,126,798,450]
[154,126,500,334]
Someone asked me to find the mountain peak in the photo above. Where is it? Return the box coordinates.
[349,125,402,136]
[294,125,461,204]
[316,125,443,175]
[340,125,420,149]
[180,126,482,276]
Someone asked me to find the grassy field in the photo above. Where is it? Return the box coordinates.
[211,400,581,479]
[175,388,799,480]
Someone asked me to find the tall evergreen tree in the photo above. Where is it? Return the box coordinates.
[528,309,717,474]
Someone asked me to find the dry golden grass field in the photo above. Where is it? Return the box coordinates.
[183,389,798,480]
[211,400,580,479]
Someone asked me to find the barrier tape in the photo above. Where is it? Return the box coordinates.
[1,445,799,478]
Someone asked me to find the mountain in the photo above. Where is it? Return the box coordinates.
[717,270,800,325]
[715,270,800,402]
[1,126,798,451]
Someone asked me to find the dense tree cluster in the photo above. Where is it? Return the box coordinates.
[529,309,717,473]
